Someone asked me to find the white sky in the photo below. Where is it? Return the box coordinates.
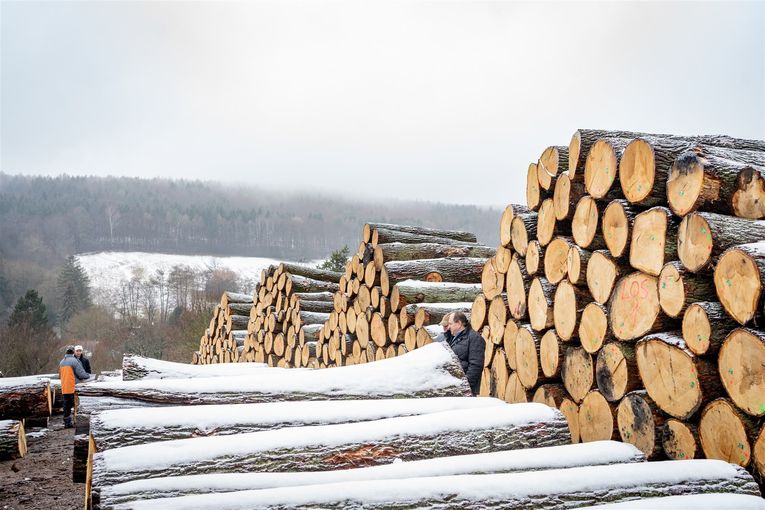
[1,0,763,206]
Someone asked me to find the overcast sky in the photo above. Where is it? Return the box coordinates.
[1,1,763,206]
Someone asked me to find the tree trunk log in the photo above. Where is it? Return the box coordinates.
[602,200,640,260]
[538,145,569,190]
[609,272,676,341]
[616,390,666,459]
[365,223,478,244]
[717,327,765,417]
[122,356,267,381]
[539,330,564,379]
[544,237,574,284]
[0,419,26,460]
[636,332,723,420]
[500,204,532,246]
[532,383,568,409]
[511,212,538,256]
[372,228,479,247]
[503,371,530,404]
[378,242,495,263]
[384,257,488,285]
[559,397,580,444]
[503,321,519,370]
[596,342,640,402]
[296,300,335,314]
[658,262,715,318]
[699,398,760,467]
[471,295,488,330]
[733,165,765,220]
[579,302,613,353]
[714,242,765,324]
[537,198,571,247]
[89,404,571,487]
[515,325,545,389]
[681,301,737,356]
[572,196,606,250]
[678,212,765,273]
[562,346,595,403]
[566,245,591,287]
[526,163,547,211]
[528,277,555,331]
[481,258,505,300]
[662,418,701,460]
[629,207,678,276]
[525,240,543,276]
[506,254,531,320]
[579,389,617,442]
[586,250,630,305]
[553,172,587,221]
[584,137,631,199]
[553,280,589,341]
[290,275,340,294]
[94,441,646,509]
[390,280,483,311]
[279,263,342,283]
[0,377,51,420]
[400,303,472,330]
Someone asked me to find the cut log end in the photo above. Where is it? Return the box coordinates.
[718,328,765,417]
[714,248,762,325]
[658,262,685,318]
[619,138,656,204]
[629,206,672,276]
[682,302,713,355]
[596,342,638,402]
[609,272,661,341]
[559,398,580,444]
[562,346,594,403]
[662,419,700,460]
[677,213,715,273]
[579,302,609,354]
[699,398,754,467]
[602,200,631,259]
[578,390,615,442]
[584,139,618,199]
[667,151,708,216]
[617,391,663,459]
[572,196,599,248]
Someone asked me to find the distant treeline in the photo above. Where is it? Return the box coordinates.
[0,173,501,265]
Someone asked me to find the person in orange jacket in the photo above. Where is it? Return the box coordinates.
[58,346,92,428]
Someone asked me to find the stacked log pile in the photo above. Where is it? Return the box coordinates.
[194,291,255,364]
[476,128,765,487]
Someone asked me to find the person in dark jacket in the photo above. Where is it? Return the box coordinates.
[74,344,92,374]
[59,347,92,428]
[446,312,485,396]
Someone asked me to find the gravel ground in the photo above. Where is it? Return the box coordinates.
[0,420,84,510]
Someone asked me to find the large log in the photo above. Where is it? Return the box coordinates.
[528,277,555,331]
[279,262,342,283]
[636,332,723,420]
[0,419,26,460]
[79,343,472,405]
[89,404,571,486]
[378,242,495,263]
[383,257,488,285]
[586,250,629,305]
[657,262,715,318]
[584,137,631,199]
[539,330,564,379]
[389,280,483,311]
[714,242,765,324]
[122,356,267,380]
[629,207,677,276]
[364,223,478,243]
[372,228,479,247]
[678,212,765,274]
[717,328,765,417]
[616,390,665,459]
[95,441,644,508]
[0,376,51,420]
[609,272,675,341]
[681,301,737,356]
[89,397,505,451]
[699,398,760,468]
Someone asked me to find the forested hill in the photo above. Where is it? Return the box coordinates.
[0,174,501,265]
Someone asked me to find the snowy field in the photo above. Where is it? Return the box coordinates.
[76,251,317,303]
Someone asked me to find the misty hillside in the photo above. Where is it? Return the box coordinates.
[0,173,501,265]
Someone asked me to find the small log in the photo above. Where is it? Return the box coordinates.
[678,212,765,273]
[717,328,765,417]
[511,212,538,256]
[488,295,509,345]
[596,342,640,402]
[506,254,531,320]
[584,137,631,199]
[662,419,701,460]
[389,280,483,311]
[544,236,574,285]
[384,257,488,285]
[378,242,495,263]
[566,245,591,287]
[616,390,666,459]
[526,162,546,211]
[503,321,519,371]
[0,377,51,420]
[586,250,628,305]
[562,346,594,403]
[279,263,342,283]
[602,199,639,259]
[553,172,586,221]
[734,165,765,220]
[699,398,760,467]
[515,325,544,389]
[471,295,488,330]
[481,258,505,300]
[714,242,765,324]
[0,419,26,460]
[572,196,604,250]
[539,330,564,379]
[537,198,570,247]
[609,272,674,341]
[579,302,612,354]
[629,207,678,276]
[503,371,529,404]
[290,275,340,294]
[559,397,580,444]
[658,262,715,318]
[681,301,736,356]
[578,389,617,442]
[636,332,723,420]
[537,145,569,190]
[364,222,478,243]
[499,204,532,246]
[528,277,555,331]
[525,240,543,276]
[553,280,589,341]
[490,349,510,397]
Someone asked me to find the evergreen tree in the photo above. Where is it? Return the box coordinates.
[318,245,350,273]
[8,289,51,333]
[57,255,92,325]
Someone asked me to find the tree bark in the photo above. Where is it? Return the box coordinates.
[295,300,335,314]
[717,327,765,417]
[290,275,340,294]
[714,242,765,324]
[0,419,26,460]
[372,228,480,247]
[390,280,483,311]
[378,242,495,263]
[616,390,666,459]
[636,332,723,420]
[364,223,478,243]
[0,377,51,420]
[384,257,488,285]
[279,263,342,283]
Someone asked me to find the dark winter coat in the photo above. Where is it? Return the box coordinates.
[77,355,92,374]
[447,326,485,396]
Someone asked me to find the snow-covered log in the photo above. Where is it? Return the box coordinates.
[108,460,759,510]
[122,355,268,380]
[94,441,644,508]
[89,404,571,487]
[81,343,472,405]
[578,493,765,510]
[90,397,506,450]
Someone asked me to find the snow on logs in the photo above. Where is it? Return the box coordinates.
[0,376,52,421]
[106,460,759,510]
[94,441,645,508]
[122,355,266,380]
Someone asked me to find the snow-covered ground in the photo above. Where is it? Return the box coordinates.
[77,251,318,303]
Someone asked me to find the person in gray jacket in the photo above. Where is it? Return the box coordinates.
[445,312,485,396]
[58,347,92,428]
